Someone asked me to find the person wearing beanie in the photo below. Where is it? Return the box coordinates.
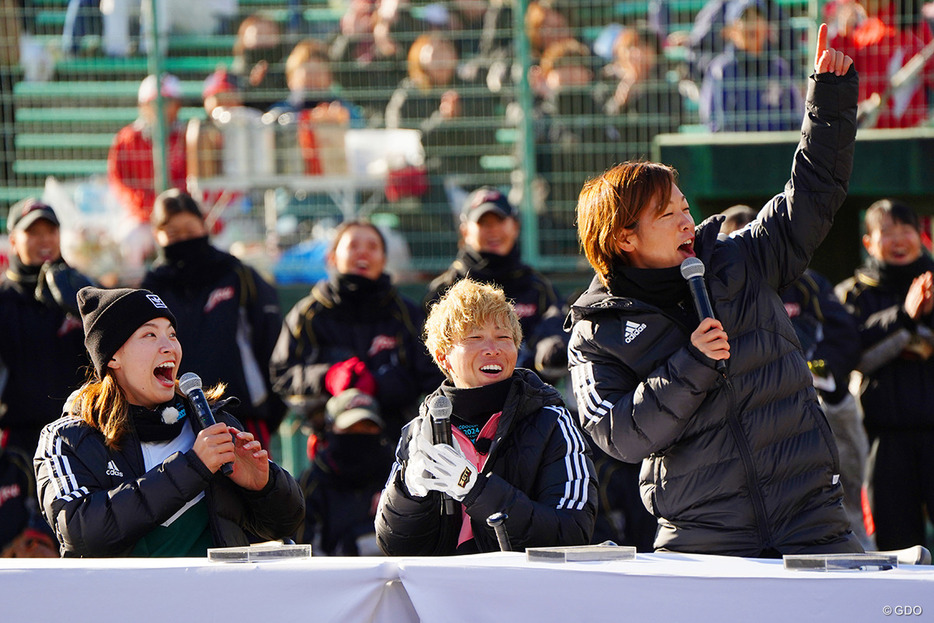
[424,186,571,387]
[34,286,304,557]
[142,190,285,449]
[0,198,93,457]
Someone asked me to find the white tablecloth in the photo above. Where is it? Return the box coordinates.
[0,556,416,623]
[397,552,934,623]
[3,552,932,622]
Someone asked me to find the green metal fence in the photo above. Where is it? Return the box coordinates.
[1,0,931,289]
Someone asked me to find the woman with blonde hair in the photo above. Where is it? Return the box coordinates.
[376,278,596,554]
[35,286,303,557]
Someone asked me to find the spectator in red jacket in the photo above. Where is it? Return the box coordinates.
[107,74,189,279]
[827,0,933,128]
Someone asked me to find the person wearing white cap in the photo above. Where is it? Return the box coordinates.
[107,74,187,226]
[107,73,189,281]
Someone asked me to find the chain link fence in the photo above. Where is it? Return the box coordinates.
[1,0,930,287]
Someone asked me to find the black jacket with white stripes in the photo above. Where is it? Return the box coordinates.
[375,368,597,554]
[34,399,304,557]
[566,69,861,556]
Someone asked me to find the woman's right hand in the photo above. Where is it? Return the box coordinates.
[193,422,237,474]
[905,271,934,320]
[691,317,730,365]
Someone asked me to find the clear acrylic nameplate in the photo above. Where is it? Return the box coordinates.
[526,542,636,563]
[208,542,312,563]
[783,553,897,571]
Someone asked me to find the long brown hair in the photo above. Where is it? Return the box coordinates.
[577,161,676,286]
[72,370,226,450]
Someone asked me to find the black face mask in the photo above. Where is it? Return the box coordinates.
[163,236,212,268]
[159,236,231,286]
[320,433,392,487]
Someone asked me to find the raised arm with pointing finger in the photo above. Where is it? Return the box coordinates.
[566,26,861,557]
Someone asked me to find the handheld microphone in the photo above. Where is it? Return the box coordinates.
[680,257,728,375]
[428,394,457,516]
[179,372,234,476]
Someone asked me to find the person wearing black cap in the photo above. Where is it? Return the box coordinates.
[34,286,304,557]
[295,389,395,556]
[0,198,93,456]
[142,190,285,450]
[425,186,570,387]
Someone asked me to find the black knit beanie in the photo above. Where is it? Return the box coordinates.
[77,286,178,377]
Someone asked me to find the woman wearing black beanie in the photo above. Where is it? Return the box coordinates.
[34,286,304,557]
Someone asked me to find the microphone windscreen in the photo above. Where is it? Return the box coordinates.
[178,372,203,396]
[680,257,705,280]
[428,395,453,420]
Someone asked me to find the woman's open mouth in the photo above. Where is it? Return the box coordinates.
[153,362,176,387]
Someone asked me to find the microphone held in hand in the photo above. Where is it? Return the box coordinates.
[680,257,727,375]
[428,395,457,516]
[179,372,234,476]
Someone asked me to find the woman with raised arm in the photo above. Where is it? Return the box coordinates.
[567,26,863,557]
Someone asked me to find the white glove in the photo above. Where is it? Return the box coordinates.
[414,442,479,502]
[404,448,432,498]
[403,416,434,498]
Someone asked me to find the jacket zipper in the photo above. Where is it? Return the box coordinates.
[722,377,773,549]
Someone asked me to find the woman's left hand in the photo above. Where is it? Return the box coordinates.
[814,23,854,76]
[226,427,270,491]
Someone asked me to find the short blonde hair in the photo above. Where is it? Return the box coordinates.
[425,279,523,373]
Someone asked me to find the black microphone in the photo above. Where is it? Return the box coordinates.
[428,394,457,516]
[179,372,233,476]
[680,257,728,375]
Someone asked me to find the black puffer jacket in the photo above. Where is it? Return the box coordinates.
[34,398,304,557]
[375,369,597,554]
[142,240,285,432]
[836,254,934,433]
[270,273,442,438]
[567,69,859,556]
[0,260,90,453]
